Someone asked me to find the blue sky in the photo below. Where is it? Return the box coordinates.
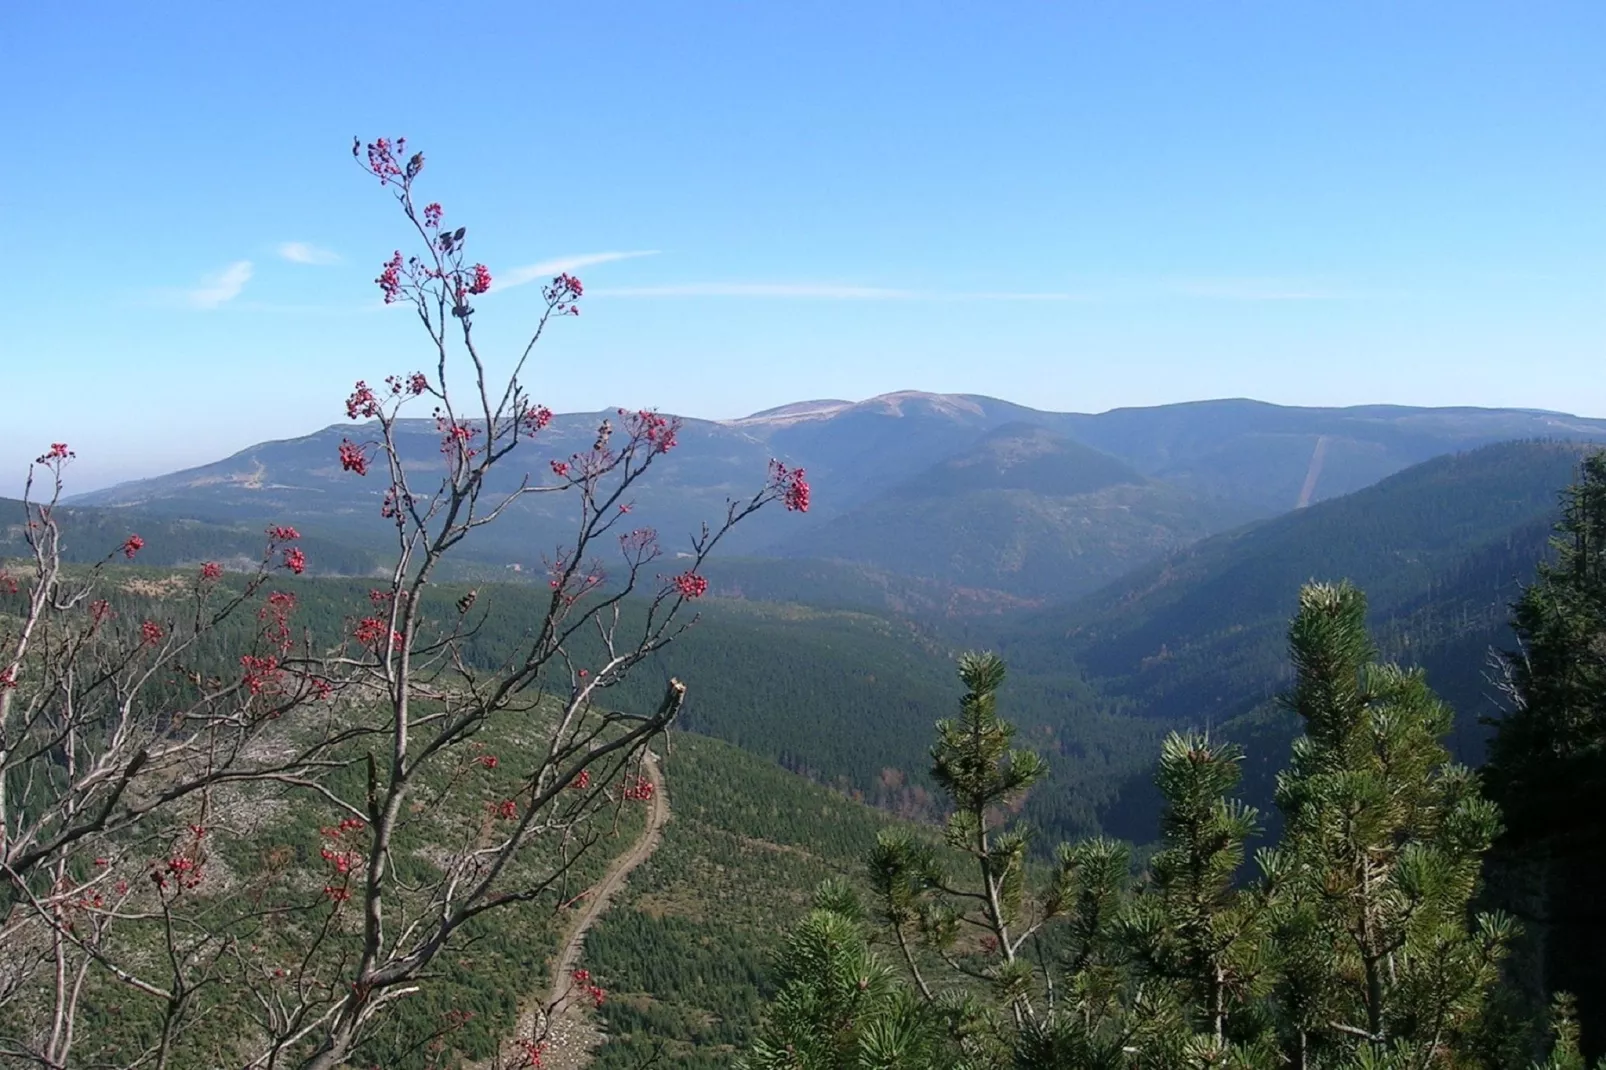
[3,2,1603,490]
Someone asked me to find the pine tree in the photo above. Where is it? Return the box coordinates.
[1124,733,1272,1063]
[741,879,951,1070]
[751,618,1521,1070]
[1534,995,1606,1070]
[1264,582,1511,1068]
[1487,450,1606,844]
[861,652,1145,1067]
[1485,449,1606,1058]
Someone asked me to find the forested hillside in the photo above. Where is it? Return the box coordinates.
[0,497,383,574]
[1001,441,1588,725]
[9,440,1605,1066]
[994,440,1592,840]
[584,733,908,1068]
[772,424,1260,599]
[11,440,1591,852]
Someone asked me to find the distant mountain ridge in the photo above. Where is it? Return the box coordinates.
[69,392,1606,597]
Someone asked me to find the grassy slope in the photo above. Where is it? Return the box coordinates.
[583,732,903,1069]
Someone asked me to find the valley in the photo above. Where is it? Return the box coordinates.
[15,19,1605,1066]
[6,392,1605,1068]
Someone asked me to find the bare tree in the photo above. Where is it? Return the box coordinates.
[0,136,810,1069]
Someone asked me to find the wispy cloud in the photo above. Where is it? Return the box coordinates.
[590,282,1093,301]
[1169,278,1355,301]
[187,261,253,309]
[277,241,341,265]
[494,250,661,291]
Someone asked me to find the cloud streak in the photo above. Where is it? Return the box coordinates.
[589,282,1093,301]
[1169,278,1356,301]
[277,241,340,265]
[494,250,661,291]
[187,261,253,308]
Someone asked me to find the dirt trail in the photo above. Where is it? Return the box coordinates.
[506,753,668,1069]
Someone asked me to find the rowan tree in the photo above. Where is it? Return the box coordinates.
[0,136,808,1069]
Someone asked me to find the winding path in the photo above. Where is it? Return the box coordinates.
[518,753,669,1069]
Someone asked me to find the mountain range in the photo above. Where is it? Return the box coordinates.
[11,393,1606,851]
[62,392,1606,601]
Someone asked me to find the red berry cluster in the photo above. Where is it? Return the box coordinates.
[72,887,107,912]
[338,439,370,476]
[672,572,708,600]
[259,591,297,652]
[152,825,209,893]
[622,408,678,454]
[139,620,164,646]
[570,769,591,791]
[121,534,144,559]
[319,818,365,902]
[768,460,811,513]
[359,136,408,185]
[376,252,404,304]
[493,799,518,821]
[282,548,306,575]
[423,202,443,229]
[154,854,203,892]
[267,526,301,543]
[521,404,553,434]
[571,968,607,1008]
[352,617,401,651]
[542,272,583,316]
[37,442,73,463]
[200,561,223,581]
[622,776,654,802]
[347,380,381,420]
[437,417,482,460]
[240,654,284,696]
